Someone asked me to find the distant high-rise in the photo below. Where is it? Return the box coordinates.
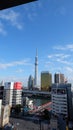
[41,71,52,91]
[54,73,65,84]
[34,49,38,88]
[28,75,34,90]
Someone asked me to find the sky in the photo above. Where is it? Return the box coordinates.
[0,0,73,87]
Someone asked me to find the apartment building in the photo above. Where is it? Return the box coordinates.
[12,82,22,106]
[51,83,72,120]
[3,82,14,107]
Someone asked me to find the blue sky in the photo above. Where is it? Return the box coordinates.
[0,0,73,87]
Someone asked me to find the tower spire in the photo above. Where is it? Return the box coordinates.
[36,48,38,57]
[34,49,38,88]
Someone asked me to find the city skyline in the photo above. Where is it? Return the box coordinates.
[0,0,73,87]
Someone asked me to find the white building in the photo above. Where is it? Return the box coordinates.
[12,82,22,106]
[3,82,22,107]
[28,100,33,110]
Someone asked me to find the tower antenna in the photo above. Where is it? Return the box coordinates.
[34,49,38,88]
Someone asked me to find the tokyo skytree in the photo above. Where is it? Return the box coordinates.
[34,49,38,88]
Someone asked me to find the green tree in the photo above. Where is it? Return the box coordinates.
[43,109,51,120]
[15,104,22,114]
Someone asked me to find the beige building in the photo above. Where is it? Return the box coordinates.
[0,105,10,128]
[0,100,2,127]
[41,71,52,91]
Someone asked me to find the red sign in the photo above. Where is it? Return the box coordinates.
[14,82,22,90]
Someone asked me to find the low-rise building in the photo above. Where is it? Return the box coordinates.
[50,117,59,130]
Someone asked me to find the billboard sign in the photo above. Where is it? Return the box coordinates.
[14,82,22,90]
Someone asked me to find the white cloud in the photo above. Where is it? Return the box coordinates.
[0,10,23,30]
[23,1,43,21]
[54,46,66,50]
[37,1,42,8]
[54,44,73,51]
[46,44,73,85]
[67,44,73,50]
[47,53,73,69]
[45,61,54,69]
[0,76,28,86]
[65,66,73,73]
[24,7,37,21]
[0,1,43,33]
[56,59,71,65]
[0,59,31,69]
[0,21,7,35]
[48,55,53,58]
[16,69,24,73]
[63,66,73,85]
[27,12,37,21]
[45,61,53,65]
[59,6,66,15]
[48,53,70,60]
